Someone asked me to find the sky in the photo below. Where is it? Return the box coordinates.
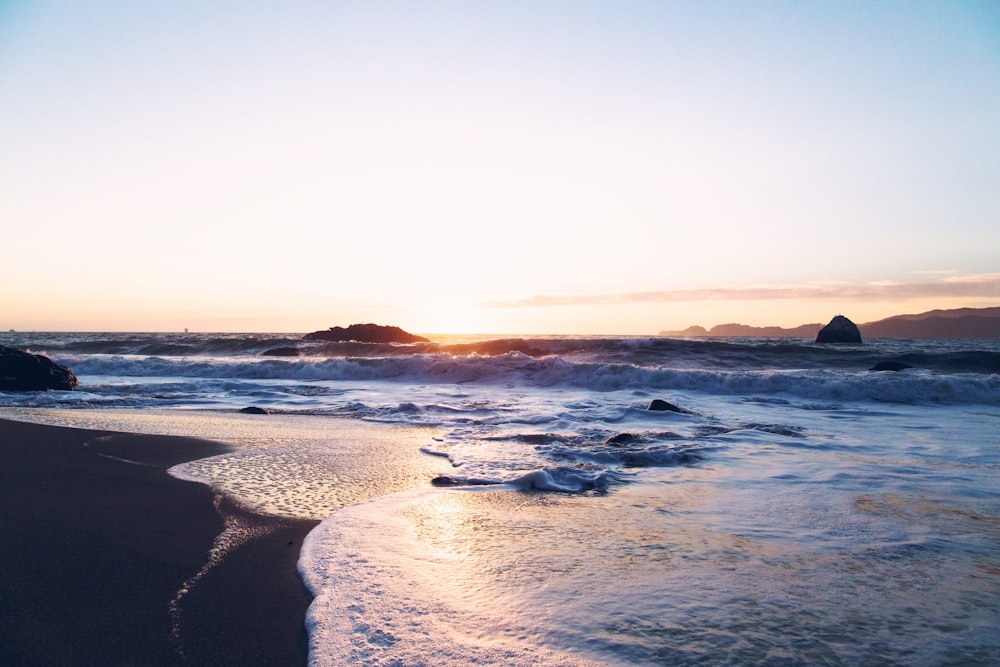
[1,1,998,334]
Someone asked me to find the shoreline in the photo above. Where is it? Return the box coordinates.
[0,416,317,666]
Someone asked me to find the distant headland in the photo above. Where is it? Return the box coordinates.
[660,306,1000,339]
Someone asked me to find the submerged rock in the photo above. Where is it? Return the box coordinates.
[869,361,913,372]
[605,433,638,446]
[303,323,429,344]
[0,345,78,391]
[816,315,862,344]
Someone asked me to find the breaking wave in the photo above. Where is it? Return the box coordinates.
[46,350,1000,406]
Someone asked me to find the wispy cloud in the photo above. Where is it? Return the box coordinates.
[484,274,1000,308]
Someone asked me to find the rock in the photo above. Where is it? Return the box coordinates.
[261,347,301,357]
[430,475,494,487]
[239,406,269,414]
[869,361,913,372]
[303,323,429,344]
[816,315,862,344]
[605,433,637,446]
[647,399,688,413]
[0,345,78,391]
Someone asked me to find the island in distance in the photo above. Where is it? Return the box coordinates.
[303,323,429,343]
[661,307,1000,339]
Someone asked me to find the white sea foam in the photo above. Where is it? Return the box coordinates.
[299,488,609,666]
[302,464,1000,666]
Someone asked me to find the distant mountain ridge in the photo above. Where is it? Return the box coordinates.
[860,307,1000,339]
[661,307,1000,339]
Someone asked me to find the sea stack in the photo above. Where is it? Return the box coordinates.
[815,315,862,344]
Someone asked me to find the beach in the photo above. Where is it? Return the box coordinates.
[0,417,317,666]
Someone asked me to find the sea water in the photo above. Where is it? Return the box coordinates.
[2,332,999,664]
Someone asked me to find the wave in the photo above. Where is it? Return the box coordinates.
[25,334,306,357]
[50,350,1000,406]
[13,331,997,371]
[7,333,999,410]
[876,350,1000,374]
[59,352,1000,403]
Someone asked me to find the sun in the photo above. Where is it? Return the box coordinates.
[409,304,496,336]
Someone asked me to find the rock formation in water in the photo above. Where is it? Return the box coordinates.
[261,347,301,357]
[0,345,79,391]
[815,315,862,344]
[303,323,429,344]
[647,399,690,413]
[868,361,913,372]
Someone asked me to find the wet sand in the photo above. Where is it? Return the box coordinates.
[0,417,317,666]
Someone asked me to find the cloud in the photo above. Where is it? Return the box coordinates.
[485,274,1000,308]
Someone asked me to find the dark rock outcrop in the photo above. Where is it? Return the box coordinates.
[239,406,269,414]
[261,347,301,357]
[815,315,862,344]
[430,475,494,487]
[303,323,429,344]
[869,361,913,372]
[0,345,78,391]
[647,399,689,413]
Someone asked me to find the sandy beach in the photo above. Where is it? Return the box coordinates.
[0,417,317,666]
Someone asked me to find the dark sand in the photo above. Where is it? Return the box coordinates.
[0,418,319,666]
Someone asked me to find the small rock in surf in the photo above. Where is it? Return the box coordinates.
[869,361,913,372]
[261,347,301,357]
[647,399,688,413]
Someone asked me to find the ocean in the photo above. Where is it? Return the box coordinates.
[2,331,999,665]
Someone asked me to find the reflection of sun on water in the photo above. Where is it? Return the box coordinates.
[405,493,473,560]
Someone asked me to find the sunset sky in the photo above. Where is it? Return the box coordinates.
[2,1,998,334]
